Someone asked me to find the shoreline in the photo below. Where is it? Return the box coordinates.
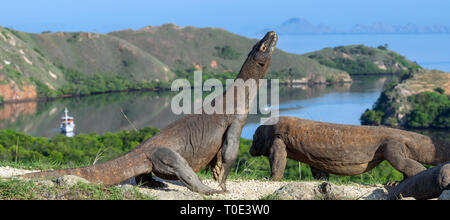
[0,87,170,105]
[1,79,355,105]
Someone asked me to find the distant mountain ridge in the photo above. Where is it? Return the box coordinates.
[264,18,450,35]
[349,22,450,34]
[261,18,334,34]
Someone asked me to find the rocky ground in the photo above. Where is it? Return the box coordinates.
[0,166,447,200]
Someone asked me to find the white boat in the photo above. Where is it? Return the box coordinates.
[60,108,75,135]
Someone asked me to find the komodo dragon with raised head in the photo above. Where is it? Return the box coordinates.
[21,31,278,195]
[250,116,450,181]
[388,162,450,200]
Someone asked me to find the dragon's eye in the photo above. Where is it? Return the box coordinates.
[260,43,267,52]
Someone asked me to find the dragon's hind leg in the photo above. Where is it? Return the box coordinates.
[311,166,330,180]
[383,140,426,178]
[150,147,223,195]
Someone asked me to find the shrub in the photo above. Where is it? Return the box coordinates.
[0,127,160,166]
[377,44,388,50]
[406,91,450,128]
[434,87,445,94]
[56,66,160,97]
[0,144,11,161]
[384,117,398,127]
[214,45,240,60]
[360,109,384,125]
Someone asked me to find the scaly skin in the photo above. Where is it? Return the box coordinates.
[388,162,450,200]
[250,116,450,181]
[21,31,278,195]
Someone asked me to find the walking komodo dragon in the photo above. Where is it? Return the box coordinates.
[250,116,450,181]
[21,31,278,194]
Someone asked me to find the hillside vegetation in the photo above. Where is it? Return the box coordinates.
[0,24,351,102]
[305,45,421,75]
[360,69,450,128]
[109,24,351,84]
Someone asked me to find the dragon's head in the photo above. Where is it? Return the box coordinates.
[237,31,278,80]
[251,31,278,68]
[250,125,273,157]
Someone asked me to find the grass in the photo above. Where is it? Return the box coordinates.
[0,160,89,171]
[0,178,155,200]
[198,160,403,186]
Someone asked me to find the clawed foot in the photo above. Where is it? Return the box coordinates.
[385,181,400,187]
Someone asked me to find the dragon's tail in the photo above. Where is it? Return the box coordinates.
[20,152,152,186]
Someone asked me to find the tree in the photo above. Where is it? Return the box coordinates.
[360,109,384,125]
[434,87,445,94]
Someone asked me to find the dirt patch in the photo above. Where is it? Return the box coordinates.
[375,61,387,70]
[402,70,450,95]
[0,80,38,102]
[45,82,55,90]
[7,34,16,46]
[22,56,32,65]
[0,166,38,178]
[48,70,57,79]
[193,63,203,70]
[210,60,218,69]
[118,43,137,55]
[341,52,352,60]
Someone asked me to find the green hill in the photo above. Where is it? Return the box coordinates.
[0,27,66,101]
[304,45,421,75]
[27,32,174,82]
[0,26,176,101]
[109,24,350,84]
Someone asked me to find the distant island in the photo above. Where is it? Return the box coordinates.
[262,18,450,35]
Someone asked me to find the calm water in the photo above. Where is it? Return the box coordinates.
[272,34,450,72]
[241,75,389,139]
[0,75,393,139]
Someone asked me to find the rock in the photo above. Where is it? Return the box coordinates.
[37,180,56,187]
[137,187,204,200]
[272,181,388,200]
[0,166,37,178]
[438,190,450,200]
[55,175,90,186]
[117,184,134,191]
[272,182,320,200]
[318,182,388,200]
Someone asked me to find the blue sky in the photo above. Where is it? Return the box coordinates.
[1,0,449,35]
